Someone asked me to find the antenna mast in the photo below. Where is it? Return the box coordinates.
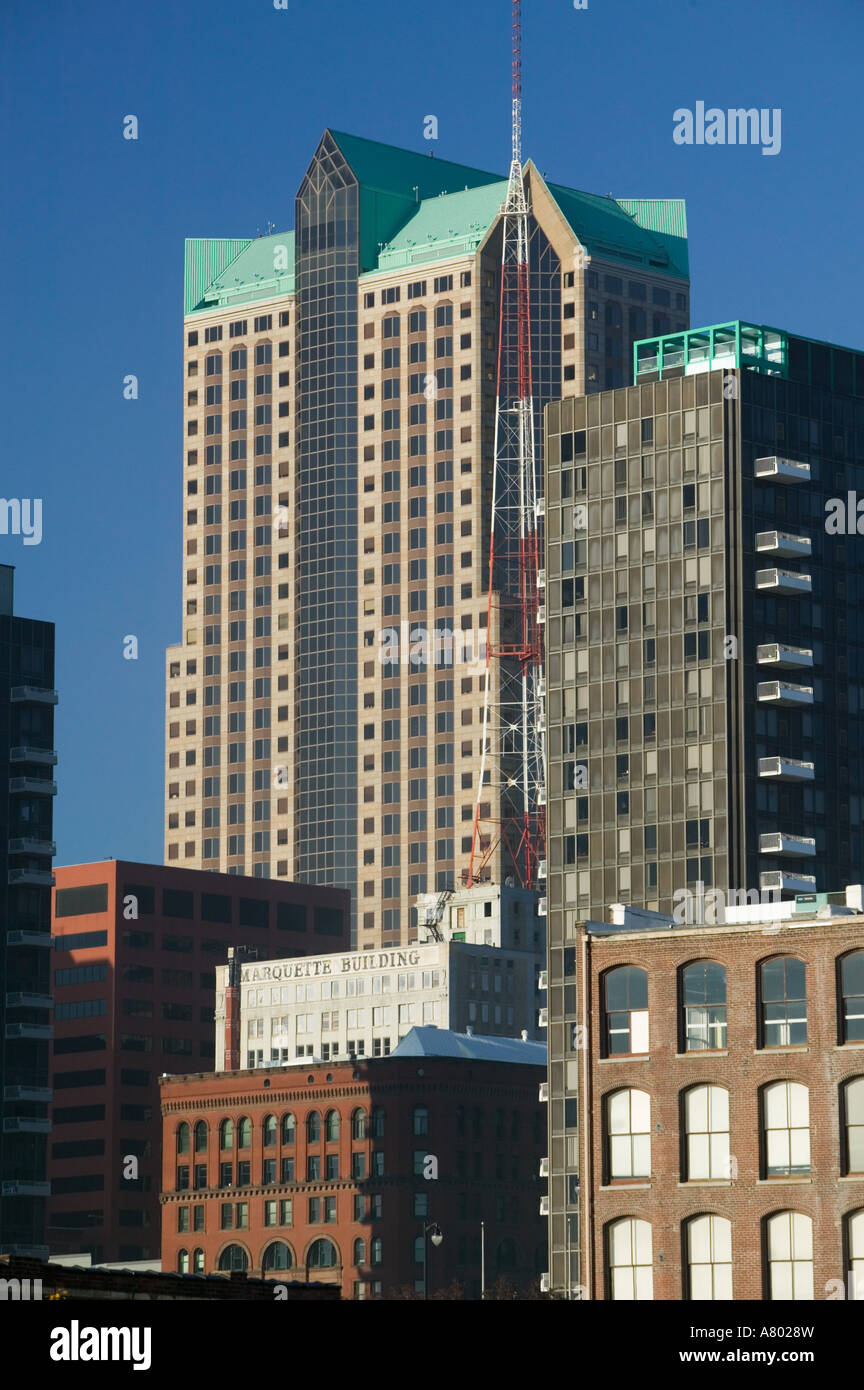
[467,0,546,890]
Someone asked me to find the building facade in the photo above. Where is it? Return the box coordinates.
[214,884,545,1068]
[160,1028,547,1299]
[165,129,689,945]
[0,564,57,1258]
[566,903,864,1300]
[48,860,349,1263]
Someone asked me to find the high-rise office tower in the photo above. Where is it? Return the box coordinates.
[0,564,57,1258]
[165,130,689,946]
[543,319,864,1296]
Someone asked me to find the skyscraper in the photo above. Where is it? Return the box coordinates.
[165,130,689,946]
[0,564,56,1257]
[543,319,864,1295]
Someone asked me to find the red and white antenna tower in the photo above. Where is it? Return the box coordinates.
[467,0,546,890]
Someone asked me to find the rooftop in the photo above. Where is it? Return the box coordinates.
[391,1025,547,1066]
[634,318,864,394]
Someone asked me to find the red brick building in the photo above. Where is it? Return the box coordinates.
[160,1028,547,1299]
[578,909,864,1300]
[49,860,349,1263]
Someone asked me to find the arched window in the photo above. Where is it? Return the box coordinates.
[353,1238,366,1265]
[238,1116,252,1149]
[681,962,727,1051]
[370,1237,383,1266]
[263,1114,277,1147]
[307,1238,338,1269]
[760,958,807,1047]
[684,1085,730,1181]
[219,1118,234,1151]
[262,1241,293,1271]
[307,1111,321,1143]
[840,953,864,1043]
[177,1249,189,1274]
[843,1078,864,1173]
[218,1244,248,1271]
[606,1089,651,1180]
[847,1210,864,1300]
[604,966,649,1055]
[194,1121,207,1153]
[413,1105,429,1136]
[176,1122,190,1155]
[763,1081,810,1176]
[371,1107,385,1138]
[607,1218,653,1300]
[193,1248,205,1273]
[496,1238,517,1270]
[351,1108,367,1140]
[325,1110,340,1143]
[686,1215,732,1300]
[766,1212,813,1300]
[281,1113,295,1145]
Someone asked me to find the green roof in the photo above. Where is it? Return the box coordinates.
[617,199,689,277]
[372,180,509,274]
[544,178,688,277]
[185,232,295,316]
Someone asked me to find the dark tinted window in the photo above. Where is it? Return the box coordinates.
[163,889,194,919]
[314,906,342,936]
[55,884,109,917]
[123,884,156,914]
[202,893,232,924]
[277,902,306,932]
[53,1034,107,1054]
[239,897,268,928]
[54,930,108,952]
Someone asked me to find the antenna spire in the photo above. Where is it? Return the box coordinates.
[512,0,522,166]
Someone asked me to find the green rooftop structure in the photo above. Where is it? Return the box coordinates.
[634,319,864,395]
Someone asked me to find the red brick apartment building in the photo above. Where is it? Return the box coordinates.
[49,860,349,1263]
[578,910,864,1300]
[160,1028,546,1299]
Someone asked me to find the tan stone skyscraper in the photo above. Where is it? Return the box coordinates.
[165,130,689,947]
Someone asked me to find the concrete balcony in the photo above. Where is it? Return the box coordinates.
[537,859,547,881]
[3,1085,52,1104]
[9,686,58,705]
[755,567,812,595]
[755,456,811,484]
[8,838,56,858]
[7,868,55,888]
[760,869,817,894]
[757,643,813,670]
[539,1157,549,1178]
[9,778,57,797]
[758,756,815,782]
[538,1082,548,1103]
[4,1022,53,1041]
[0,1181,50,1198]
[2,1118,51,1136]
[756,530,812,558]
[538,1008,548,1028]
[9,746,57,767]
[538,970,548,991]
[537,605,546,625]
[540,1195,550,1216]
[5,993,52,1011]
[537,569,546,589]
[760,833,817,857]
[537,896,547,916]
[6,930,51,948]
[757,681,814,707]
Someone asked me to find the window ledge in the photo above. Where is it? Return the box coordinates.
[837,1175,864,1182]
[598,1054,651,1063]
[753,1047,809,1055]
[599,1183,652,1191]
[756,1177,812,1185]
[676,1180,733,1187]
[674,1051,729,1059]
[835,1043,864,1051]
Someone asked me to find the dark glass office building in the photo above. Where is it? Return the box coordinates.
[0,565,56,1257]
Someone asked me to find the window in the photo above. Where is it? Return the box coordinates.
[606,1089,651,1179]
[847,1210,864,1300]
[262,1241,293,1270]
[843,1078,864,1173]
[307,1238,338,1269]
[686,1215,732,1301]
[353,1238,367,1265]
[607,1218,653,1300]
[763,1081,810,1176]
[684,1085,730,1180]
[238,1116,251,1149]
[351,1108,367,1140]
[413,1105,429,1136]
[217,1244,248,1272]
[371,1237,383,1265]
[760,958,807,1046]
[840,953,864,1042]
[682,962,727,1051]
[766,1212,813,1300]
[176,1122,190,1155]
[307,1111,321,1143]
[262,1114,277,1147]
[604,966,648,1055]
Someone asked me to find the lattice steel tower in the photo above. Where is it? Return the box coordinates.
[468,0,546,890]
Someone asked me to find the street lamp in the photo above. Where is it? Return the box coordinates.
[423,1222,443,1300]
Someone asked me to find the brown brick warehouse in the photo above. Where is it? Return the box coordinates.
[576,911,864,1300]
[160,1033,547,1299]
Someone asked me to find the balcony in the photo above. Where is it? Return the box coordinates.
[539,1195,550,1216]
[756,643,813,670]
[755,567,812,595]
[537,896,547,916]
[537,570,546,590]
[9,746,57,767]
[757,681,814,707]
[538,970,548,990]
[6,930,51,949]
[760,833,817,857]
[537,859,547,882]
[3,1084,51,1104]
[539,1157,549,1178]
[4,1023,53,1041]
[10,686,58,706]
[8,838,56,857]
[8,868,55,888]
[755,530,811,558]
[538,1082,548,1103]
[758,756,815,782]
[1,1181,50,1198]
[2,1118,51,1136]
[537,605,546,625]
[538,1008,548,1028]
[755,456,811,484]
[760,869,817,894]
[9,778,57,797]
[535,498,546,519]
[5,992,52,1011]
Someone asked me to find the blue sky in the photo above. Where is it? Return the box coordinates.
[1,0,861,869]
